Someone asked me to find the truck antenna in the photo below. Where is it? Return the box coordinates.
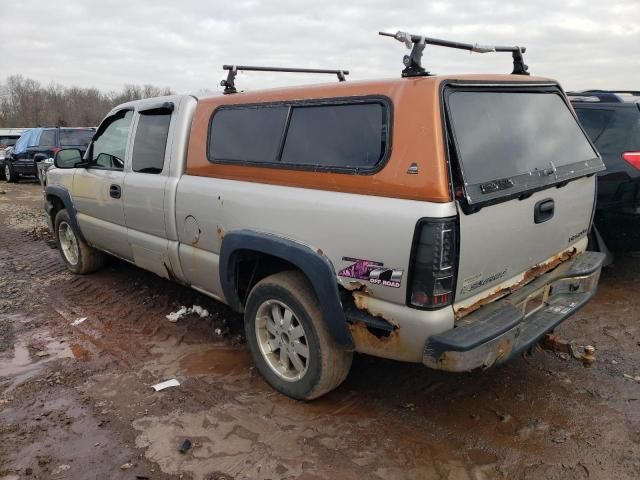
[220,65,349,95]
[379,31,529,77]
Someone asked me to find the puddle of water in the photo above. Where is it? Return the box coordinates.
[0,342,31,374]
[143,339,253,383]
[0,334,73,388]
[179,346,251,377]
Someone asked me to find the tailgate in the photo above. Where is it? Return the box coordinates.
[443,83,605,315]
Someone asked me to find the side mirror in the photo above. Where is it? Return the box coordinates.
[54,149,83,169]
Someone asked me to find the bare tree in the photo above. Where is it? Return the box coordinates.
[0,75,174,128]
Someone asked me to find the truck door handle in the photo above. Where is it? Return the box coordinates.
[534,198,554,224]
[109,184,121,199]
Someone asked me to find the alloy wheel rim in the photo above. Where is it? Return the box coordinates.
[255,299,310,382]
[58,222,79,265]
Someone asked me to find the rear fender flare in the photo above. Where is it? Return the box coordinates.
[219,230,354,349]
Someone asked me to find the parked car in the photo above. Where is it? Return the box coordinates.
[569,90,640,251]
[44,33,605,400]
[4,127,95,183]
[0,128,25,179]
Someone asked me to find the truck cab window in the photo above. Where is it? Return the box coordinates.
[132,108,172,174]
[91,110,133,170]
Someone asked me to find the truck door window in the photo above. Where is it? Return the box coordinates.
[132,108,172,174]
[91,110,133,170]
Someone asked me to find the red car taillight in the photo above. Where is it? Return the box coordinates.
[408,217,458,309]
[622,151,640,170]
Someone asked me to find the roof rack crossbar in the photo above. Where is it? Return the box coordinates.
[220,65,349,95]
[379,31,529,77]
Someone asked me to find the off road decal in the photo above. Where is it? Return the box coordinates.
[339,257,403,288]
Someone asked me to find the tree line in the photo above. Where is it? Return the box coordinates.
[0,75,173,128]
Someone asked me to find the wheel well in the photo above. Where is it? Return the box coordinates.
[231,250,302,308]
[47,195,65,224]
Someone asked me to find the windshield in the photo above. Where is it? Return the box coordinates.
[60,128,94,146]
[446,88,603,204]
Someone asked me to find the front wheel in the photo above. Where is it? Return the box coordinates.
[54,209,106,274]
[5,163,18,183]
[244,271,353,400]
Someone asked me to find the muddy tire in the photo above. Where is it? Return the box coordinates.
[5,163,18,183]
[244,271,352,400]
[54,209,106,274]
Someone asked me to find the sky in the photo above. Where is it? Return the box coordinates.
[1,0,639,95]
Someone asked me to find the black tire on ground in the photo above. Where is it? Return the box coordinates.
[54,209,106,274]
[5,163,19,183]
[244,270,353,400]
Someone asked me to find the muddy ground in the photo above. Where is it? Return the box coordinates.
[0,181,639,480]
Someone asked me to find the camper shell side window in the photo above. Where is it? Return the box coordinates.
[207,96,392,174]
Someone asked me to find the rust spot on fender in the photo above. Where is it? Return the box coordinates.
[352,291,396,325]
[349,322,405,357]
[340,280,369,292]
[216,225,226,242]
[353,292,369,310]
[455,248,578,320]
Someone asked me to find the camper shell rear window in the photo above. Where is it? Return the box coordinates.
[207,96,391,174]
[444,84,604,207]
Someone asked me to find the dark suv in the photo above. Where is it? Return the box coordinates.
[569,90,640,251]
[4,127,95,183]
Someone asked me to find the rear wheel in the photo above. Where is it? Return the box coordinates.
[244,271,352,400]
[54,209,106,274]
[5,163,18,183]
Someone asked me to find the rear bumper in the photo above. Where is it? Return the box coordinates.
[423,251,605,372]
[12,159,37,175]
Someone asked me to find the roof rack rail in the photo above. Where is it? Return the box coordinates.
[567,90,623,103]
[379,30,529,77]
[220,65,349,95]
[612,90,640,96]
[567,95,601,103]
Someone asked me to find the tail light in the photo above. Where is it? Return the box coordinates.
[622,151,640,170]
[408,217,458,309]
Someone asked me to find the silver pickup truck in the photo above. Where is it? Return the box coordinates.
[45,70,606,399]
